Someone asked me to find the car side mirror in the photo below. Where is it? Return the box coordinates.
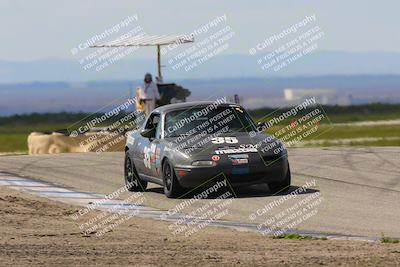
[140,127,156,139]
[257,122,268,132]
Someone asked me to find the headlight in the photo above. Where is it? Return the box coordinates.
[191,160,216,167]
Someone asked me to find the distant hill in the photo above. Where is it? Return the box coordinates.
[1,75,400,115]
[1,51,400,83]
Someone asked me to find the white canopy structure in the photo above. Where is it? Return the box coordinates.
[90,34,194,80]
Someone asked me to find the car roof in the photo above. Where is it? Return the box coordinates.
[153,101,241,114]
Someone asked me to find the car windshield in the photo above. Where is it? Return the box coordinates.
[164,105,257,138]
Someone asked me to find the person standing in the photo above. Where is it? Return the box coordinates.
[139,73,160,116]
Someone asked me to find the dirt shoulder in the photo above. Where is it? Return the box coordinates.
[0,187,399,267]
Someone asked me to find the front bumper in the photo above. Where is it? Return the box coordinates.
[174,154,289,188]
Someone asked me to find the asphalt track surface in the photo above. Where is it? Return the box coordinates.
[0,147,399,239]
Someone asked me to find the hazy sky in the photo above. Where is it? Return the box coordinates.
[0,0,399,61]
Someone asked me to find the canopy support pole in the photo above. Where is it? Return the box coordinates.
[157,45,162,81]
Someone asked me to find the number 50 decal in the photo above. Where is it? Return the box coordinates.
[211,137,239,144]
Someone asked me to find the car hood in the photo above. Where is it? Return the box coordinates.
[164,132,284,157]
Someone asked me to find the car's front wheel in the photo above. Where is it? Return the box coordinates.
[268,163,291,194]
[124,152,147,192]
[162,159,183,198]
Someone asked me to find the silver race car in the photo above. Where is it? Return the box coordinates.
[124,101,290,198]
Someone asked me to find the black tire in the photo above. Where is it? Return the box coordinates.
[162,159,183,198]
[124,152,147,192]
[268,163,291,194]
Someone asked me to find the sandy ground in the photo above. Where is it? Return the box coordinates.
[0,187,399,266]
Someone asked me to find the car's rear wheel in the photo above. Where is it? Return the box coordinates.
[162,159,183,198]
[268,163,291,194]
[124,152,147,192]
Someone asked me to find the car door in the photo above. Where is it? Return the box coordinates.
[150,117,163,178]
[134,112,157,175]
[137,113,161,177]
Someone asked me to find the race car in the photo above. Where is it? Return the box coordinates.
[124,101,291,198]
